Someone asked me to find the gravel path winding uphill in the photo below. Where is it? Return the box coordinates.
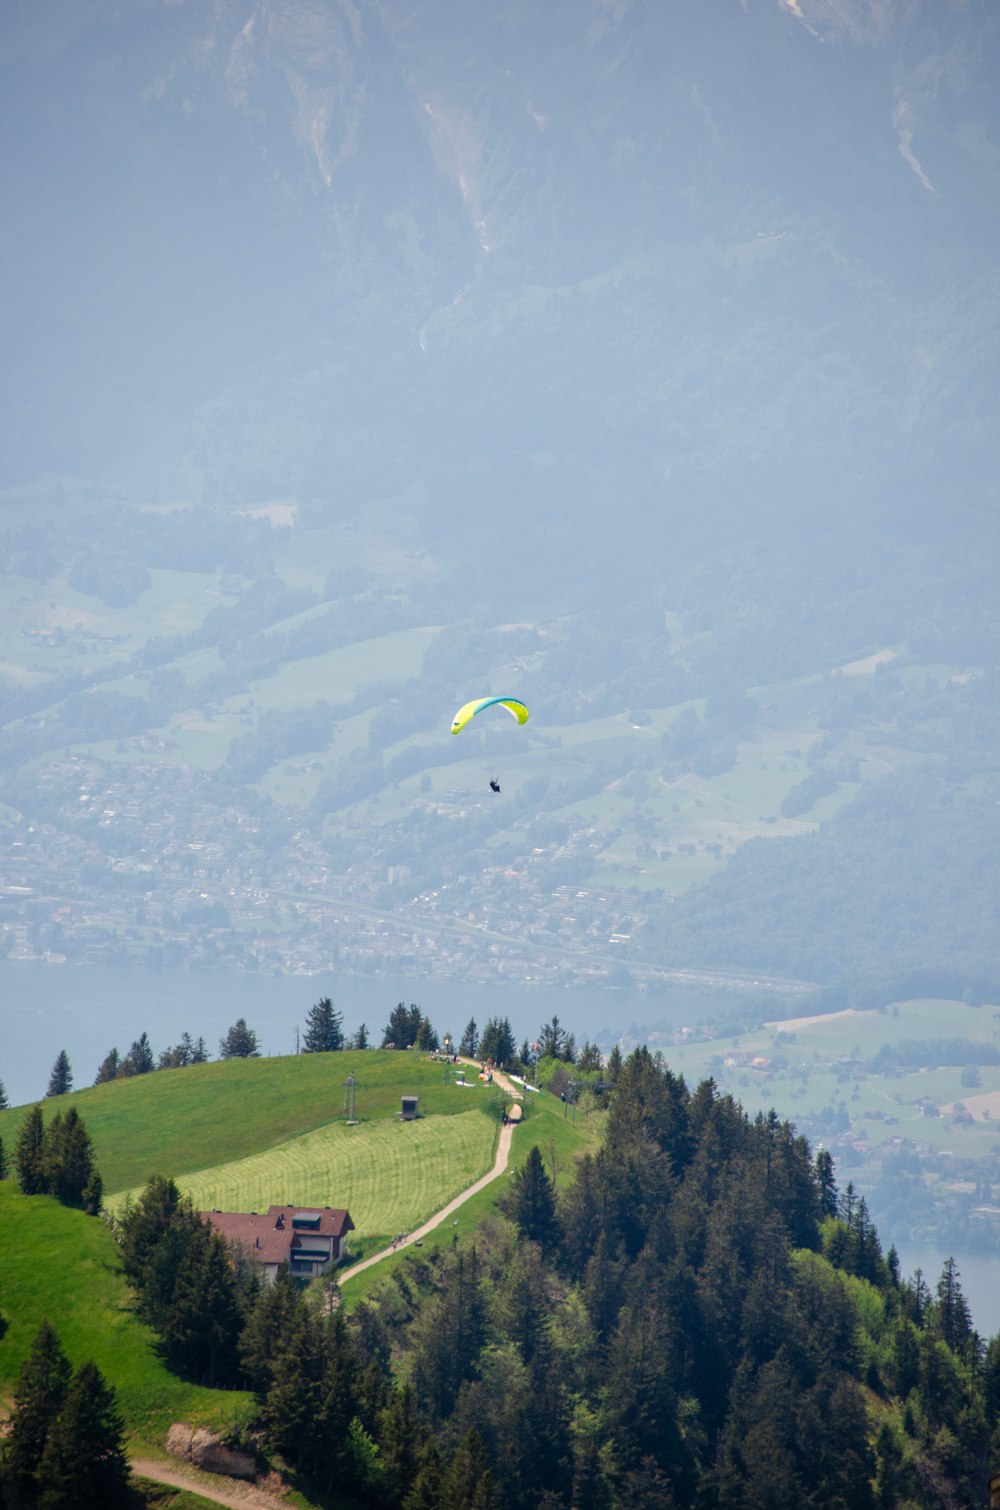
[339,1059,522,1283]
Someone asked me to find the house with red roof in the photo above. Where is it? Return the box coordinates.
[202,1204,354,1284]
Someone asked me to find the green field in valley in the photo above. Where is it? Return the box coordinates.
[657,997,1000,1159]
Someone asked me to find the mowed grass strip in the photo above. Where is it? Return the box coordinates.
[0,1052,489,1194]
[0,1183,254,1441]
[112,1109,497,1249]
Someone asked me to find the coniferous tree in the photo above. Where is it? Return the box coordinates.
[438,1428,498,1510]
[478,1016,516,1065]
[46,1050,72,1098]
[413,1016,439,1052]
[538,1015,568,1060]
[576,1040,603,1073]
[42,1107,97,1206]
[353,1022,370,1049]
[191,1035,209,1063]
[5,1320,72,1502]
[240,1269,303,1396]
[935,1256,975,1358]
[83,1168,104,1216]
[120,1032,154,1076]
[0,1134,7,1180]
[459,1018,479,1057]
[815,1147,838,1217]
[158,1032,197,1069]
[94,1047,120,1085]
[382,1002,422,1048]
[162,1222,244,1386]
[15,1104,46,1195]
[36,1359,130,1510]
[303,996,344,1052]
[0,1077,8,1108]
[504,1144,558,1248]
[375,1385,422,1508]
[219,1018,260,1058]
[118,1174,182,1289]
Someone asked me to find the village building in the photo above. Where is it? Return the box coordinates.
[203,1204,354,1284]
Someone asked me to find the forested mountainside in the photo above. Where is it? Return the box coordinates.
[8,1049,994,1509]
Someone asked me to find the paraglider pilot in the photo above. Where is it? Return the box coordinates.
[489,778,501,794]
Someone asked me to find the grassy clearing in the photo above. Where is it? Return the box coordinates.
[0,1052,497,1193]
[0,1183,254,1441]
[113,1109,498,1253]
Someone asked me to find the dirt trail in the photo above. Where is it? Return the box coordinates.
[131,1459,289,1508]
[339,1059,522,1284]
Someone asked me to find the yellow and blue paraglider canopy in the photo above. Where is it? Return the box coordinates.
[450,696,530,735]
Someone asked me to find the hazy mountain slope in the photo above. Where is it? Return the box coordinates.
[1,0,998,1001]
[2,0,997,551]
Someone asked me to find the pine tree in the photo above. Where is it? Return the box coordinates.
[83,1168,104,1216]
[36,1359,130,1510]
[376,1385,422,1507]
[94,1047,120,1084]
[538,1015,567,1060]
[459,1018,479,1057]
[219,1017,261,1058]
[413,1015,439,1051]
[5,1320,72,1502]
[303,996,344,1052]
[164,1224,242,1385]
[46,1050,72,1098]
[240,1270,303,1396]
[935,1256,975,1357]
[352,1022,370,1050]
[42,1106,97,1206]
[191,1035,209,1062]
[439,1428,498,1510]
[382,1002,422,1048]
[118,1174,182,1289]
[814,1148,838,1217]
[0,1077,8,1108]
[0,1134,7,1180]
[15,1104,47,1194]
[505,1145,558,1248]
[120,1032,154,1076]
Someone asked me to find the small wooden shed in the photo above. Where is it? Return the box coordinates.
[401,1095,419,1121]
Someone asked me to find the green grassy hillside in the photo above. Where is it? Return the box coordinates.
[0,1050,498,1193]
[0,1182,254,1440]
[113,1107,499,1257]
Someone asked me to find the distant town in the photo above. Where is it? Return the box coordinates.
[1,752,654,986]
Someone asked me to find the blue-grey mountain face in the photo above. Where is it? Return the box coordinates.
[2,0,997,576]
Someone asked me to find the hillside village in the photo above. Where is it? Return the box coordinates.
[0,751,654,983]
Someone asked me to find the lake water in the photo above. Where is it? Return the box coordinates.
[0,956,730,1108]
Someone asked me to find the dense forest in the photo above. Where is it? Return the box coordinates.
[6,1050,997,1508]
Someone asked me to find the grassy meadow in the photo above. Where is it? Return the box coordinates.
[0,1183,255,1441]
[0,1050,498,1193]
[114,1107,499,1254]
